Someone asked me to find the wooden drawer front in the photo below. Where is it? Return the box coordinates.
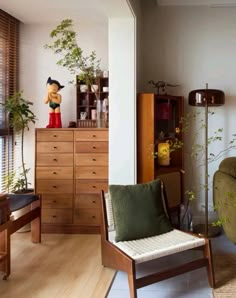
[75,142,108,153]
[42,194,73,209]
[42,209,72,224]
[37,142,73,153]
[76,166,108,179]
[37,130,73,142]
[76,180,108,193]
[75,194,100,209]
[37,153,73,166]
[36,167,73,179]
[73,208,100,225]
[74,130,108,142]
[36,180,73,193]
[75,153,108,166]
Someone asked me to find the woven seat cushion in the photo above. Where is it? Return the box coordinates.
[8,194,39,212]
[112,229,206,264]
[109,179,173,242]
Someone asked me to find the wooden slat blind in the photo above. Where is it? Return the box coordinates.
[0,10,19,193]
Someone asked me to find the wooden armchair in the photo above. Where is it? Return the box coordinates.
[0,193,41,279]
[100,180,215,298]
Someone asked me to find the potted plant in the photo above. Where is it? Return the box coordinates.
[44,19,100,94]
[1,91,37,193]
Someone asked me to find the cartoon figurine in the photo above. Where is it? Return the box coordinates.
[45,77,64,128]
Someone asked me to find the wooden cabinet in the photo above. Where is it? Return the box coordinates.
[137,93,184,211]
[76,76,109,126]
[35,128,108,234]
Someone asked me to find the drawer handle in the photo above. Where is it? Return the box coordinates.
[92,158,96,161]
[92,185,96,188]
[92,146,96,149]
[92,134,96,138]
[92,171,96,174]
[53,146,58,149]
[53,185,57,189]
[53,135,58,138]
[53,172,57,175]
[53,200,57,203]
[52,215,57,218]
[92,200,96,204]
[92,216,96,219]
[53,158,58,161]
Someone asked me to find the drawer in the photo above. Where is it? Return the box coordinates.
[76,180,108,193]
[42,208,73,224]
[36,167,73,179]
[76,166,108,179]
[75,142,108,153]
[36,180,74,193]
[74,130,108,141]
[73,208,101,225]
[37,130,73,142]
[42,194,73,209]
[75,194,100,209]
[36,153,73,166]
[37,142,73,153]
[75,153,108,166]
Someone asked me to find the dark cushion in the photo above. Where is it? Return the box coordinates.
[8,194,39,212]
[219,157,236,178]
[109,179,173,242]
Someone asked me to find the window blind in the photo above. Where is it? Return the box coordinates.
[0,10,19,193]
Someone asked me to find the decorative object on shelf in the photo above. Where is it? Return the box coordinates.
[188,83,225,238]
[157,142,170,166]
[91,109,97,120]
[103,70,109,78]
[148,80,179,95]
[1,91,37,193]
[80,112,87,120]
[44,77,64,128]
[91,84,99,92]
[80,84,88,93]
[68,121,76,128]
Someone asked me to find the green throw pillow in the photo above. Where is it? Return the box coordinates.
[109,179,173,242]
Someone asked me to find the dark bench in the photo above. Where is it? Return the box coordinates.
[0,193,41,279]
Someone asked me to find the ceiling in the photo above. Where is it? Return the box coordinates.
[157,0,236,6]
[0,0,132,24]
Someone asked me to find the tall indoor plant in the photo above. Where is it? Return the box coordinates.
[2,91,37,193]
[44,19,100,90]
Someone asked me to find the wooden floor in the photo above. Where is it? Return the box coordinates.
[0,233,115,298]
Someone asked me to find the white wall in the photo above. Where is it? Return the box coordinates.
[141,5,236,216]
[19,21,108,186]
[108,17,136,184]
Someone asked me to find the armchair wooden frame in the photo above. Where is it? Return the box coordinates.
[0,194,41,280]
[100,189,215,298]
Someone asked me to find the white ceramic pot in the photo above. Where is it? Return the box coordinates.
[80,84,88,92]
[91,84,99,92]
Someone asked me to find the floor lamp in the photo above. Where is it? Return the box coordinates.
[188,84,225,237]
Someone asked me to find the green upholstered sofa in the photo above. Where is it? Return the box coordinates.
[213,157,236,244]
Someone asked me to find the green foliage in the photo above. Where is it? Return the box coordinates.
[1,91,37,192]
[44,19,100,86]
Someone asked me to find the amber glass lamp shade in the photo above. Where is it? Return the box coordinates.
[188,89,225,107]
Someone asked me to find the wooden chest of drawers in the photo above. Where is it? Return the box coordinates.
[35,128,108,234]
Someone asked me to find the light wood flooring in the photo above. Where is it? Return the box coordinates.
[0,233,115,298]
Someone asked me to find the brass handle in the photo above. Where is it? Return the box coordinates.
[53,158,58,161]
[53,135,57,138]
[92,135,96,138]
[53,146,57,149]
[53,185,57,189]
[92,186,96,188]
[92,158,96,161]
[53,172,57,174]
[92,146,96,149]
[92,171,96,174]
